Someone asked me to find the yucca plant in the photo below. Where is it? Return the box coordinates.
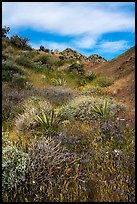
[36,109,58,131]
[51,78,66,86]
[90,99,110,118]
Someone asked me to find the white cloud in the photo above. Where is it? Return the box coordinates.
[98,40,130,53]
[2,2,134,54]
[73,35,98,49]
[2,2,135,37]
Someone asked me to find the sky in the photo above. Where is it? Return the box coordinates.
[2,2,135,60]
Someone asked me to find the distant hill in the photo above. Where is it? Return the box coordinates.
[86,46,135,80]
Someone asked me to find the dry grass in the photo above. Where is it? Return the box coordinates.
[22,68,50,88]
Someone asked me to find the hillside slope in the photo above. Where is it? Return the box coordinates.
[87,46,135,80]
[87,46,135,125]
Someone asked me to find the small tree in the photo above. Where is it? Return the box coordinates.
[40,45,45,51]
[10,35,31,50]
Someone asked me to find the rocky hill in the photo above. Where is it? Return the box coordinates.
[87,54,107,64]
[61,48,87,60]
[60,48,107,64]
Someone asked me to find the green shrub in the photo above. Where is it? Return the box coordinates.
[68,63,84,75]
[54,59,66,67]
[34,54,49,64]
[77,77,87,86]
[2,92,24,126]
[15,98,53,136]
[15,55,34,67]
[2,60,24,81]
[2,52,10,61]
[2,132,29,202]
[59,96,126,122]
[95,76,113,87]
[10,35,32,50]
[34,54,59,66]
[81,86,105,96]
[2,37,10,49]
[11,73,31,90]
[47,56,60,66]
[2,46,16,61]
[84,71,96,81]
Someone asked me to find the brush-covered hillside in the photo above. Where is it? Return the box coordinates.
[2,27,135,202]
[85,46,135,125]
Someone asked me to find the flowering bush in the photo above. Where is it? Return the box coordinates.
[59,95,126,122]
[15,97,53,136]
[2,130,29,202]
[56,118,135,202]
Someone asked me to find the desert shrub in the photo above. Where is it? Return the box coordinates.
[2,52,10,61]
[34,54,49,64]
[46,56,60,67]
[34,54,59,67]
[54,59,66,67]
[2,93,24,126]
[54,58,75,67]
[2,46,16,61]
[84,71,96,81]
[76,77,87,86]
[59,96,126,122]
[26,136,91,202]
[95,76,113,87]
[68,63,84,75]
[2,37,10,50]
[2,60,24,81]
[31,61,50,72]
[2,134,88,202]
[11,73,31,90]
[10,35,32,50]
[2,128,12,147]
[38,87,77,106]
[2,131,29,202]
[81,85,105,96]
[90,99,110,118]
[15,55,34,67]
[14,97,55,136]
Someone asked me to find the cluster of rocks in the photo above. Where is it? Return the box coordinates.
[38,46,107,65]
[61,48,87,60]
[61,48,107,64]
[87,54,107,64]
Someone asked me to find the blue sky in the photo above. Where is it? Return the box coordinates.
[2,2,135,60]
